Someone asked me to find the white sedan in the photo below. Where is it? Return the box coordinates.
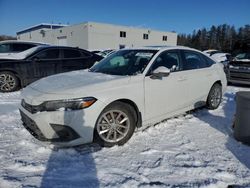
[19,46,227,147]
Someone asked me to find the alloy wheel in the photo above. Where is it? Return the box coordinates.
[0,73,16,92]
[96,110,130,143]
[210,86,222,108]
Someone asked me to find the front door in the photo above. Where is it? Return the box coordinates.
[32,48,61,79]
[144,50,189,121]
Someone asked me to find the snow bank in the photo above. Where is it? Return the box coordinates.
[0,86,250,187]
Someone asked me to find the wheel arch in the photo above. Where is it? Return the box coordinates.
[213,80,222,86]
[105,98,142,128]
[207,80,222,98]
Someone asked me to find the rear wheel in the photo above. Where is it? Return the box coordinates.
[0,71,20,92]
[206,83,222,110]
[94,102,136,147]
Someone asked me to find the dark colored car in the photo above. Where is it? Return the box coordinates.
[225,52,250,85]
[0,46,103,92]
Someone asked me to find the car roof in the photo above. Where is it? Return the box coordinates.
[40,45,88,51]
[120,45,199,52]
[0,40,48,45]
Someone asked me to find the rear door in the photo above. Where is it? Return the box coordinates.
[31,48,61,79]
[61,49,95,72]
[180,50,216,106]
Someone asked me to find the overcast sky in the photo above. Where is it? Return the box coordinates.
[0,0,249,36]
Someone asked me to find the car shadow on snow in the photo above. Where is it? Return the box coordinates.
[40,110,100,188]
[194,93,250,170]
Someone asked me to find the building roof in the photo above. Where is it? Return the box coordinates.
[16,23,68,35]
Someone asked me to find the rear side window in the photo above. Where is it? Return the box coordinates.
[35,49,60,59]
[63,49,82,58]
[182,51,207,70]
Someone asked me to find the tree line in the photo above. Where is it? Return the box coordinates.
[0,35,16,41]
[178,24,250,54]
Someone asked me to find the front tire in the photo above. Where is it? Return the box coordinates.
[94,102,136,147]
[206,83,222,110]
[0,71,20,92]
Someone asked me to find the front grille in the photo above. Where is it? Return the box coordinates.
[229,70,250,81]
[20,110,48,141]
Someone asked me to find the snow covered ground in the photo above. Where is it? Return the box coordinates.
[0,86,250,188]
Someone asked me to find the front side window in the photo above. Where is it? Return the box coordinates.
[34,49,60,60]
[182,51,207,70]
[150,50,180,73]
[90,50,158,75]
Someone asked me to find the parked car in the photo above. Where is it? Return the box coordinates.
[203,49,231,65]
[19,46,227,147]
[0,45,103,92]
[225,52,250,85]
[0,40,47,57]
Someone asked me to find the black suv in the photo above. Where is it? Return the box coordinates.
[0,46,103,92]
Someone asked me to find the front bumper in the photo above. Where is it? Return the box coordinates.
[19,100,106,146]
[20,110,80,142]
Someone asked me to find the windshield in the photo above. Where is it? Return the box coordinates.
[235,53,250,60]
[90,49,158,75]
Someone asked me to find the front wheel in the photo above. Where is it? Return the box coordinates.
[0,71,20,92]
[206,83,222,110]
[94,102,136,147]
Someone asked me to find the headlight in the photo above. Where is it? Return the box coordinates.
[42,97,97,112]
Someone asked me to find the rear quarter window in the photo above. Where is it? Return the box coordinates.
[202,54,216,67]
[63,49,82,58]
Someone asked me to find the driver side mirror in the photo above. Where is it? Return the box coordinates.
[150,66,170,79]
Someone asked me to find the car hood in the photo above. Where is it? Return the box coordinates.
[23,70,130,104]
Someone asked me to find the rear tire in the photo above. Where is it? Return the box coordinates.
[206,83,222,110]
[0,71,20,92]
[94,102,136,147]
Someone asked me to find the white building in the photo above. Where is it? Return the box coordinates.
[17,22,177,50]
